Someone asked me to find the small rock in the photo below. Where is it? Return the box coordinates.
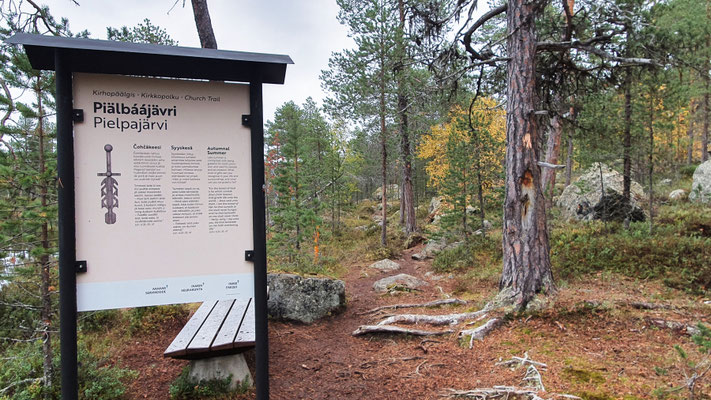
[466,205,480,215]
[669,189,687,202]
[483,220,493,230]
[369,259,401,272]
[373,274,428,293]
[658,178,672,186]
[411,238,463,260]
[404,232,426,249]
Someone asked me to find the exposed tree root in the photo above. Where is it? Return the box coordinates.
[459,318,502,348]
[377,310,487,327]
[352,325,454,337]
[361,298,467,315]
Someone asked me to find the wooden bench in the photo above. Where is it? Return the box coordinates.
[164,298,255,360]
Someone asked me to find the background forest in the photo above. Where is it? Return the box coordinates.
[1,0,711,399]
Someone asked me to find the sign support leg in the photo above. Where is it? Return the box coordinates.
[249,81,269,399]
[55,50,79,399]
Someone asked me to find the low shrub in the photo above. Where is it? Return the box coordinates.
[128,304,189,335]
[551,204,711,292]
[432,235,501,273]
[0,340,136,400]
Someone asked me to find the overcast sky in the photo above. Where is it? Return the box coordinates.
[42,0,354,123]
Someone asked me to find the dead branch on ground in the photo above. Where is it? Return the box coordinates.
[352,325,453,337]
[378,310,487,327]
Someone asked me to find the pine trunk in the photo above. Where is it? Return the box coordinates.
[498,0,555,309]
[397,0,416,235]
[541,109,562,200]
[623,66,632,201]
[703,73,709,162]
[565,106,575,186]
[380,53,388,247]
[687,99,696,164]
[191,0,218,49]
[36,78,53,398]
[648,92,654,235]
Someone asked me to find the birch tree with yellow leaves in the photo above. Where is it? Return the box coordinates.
[418,97,505,238]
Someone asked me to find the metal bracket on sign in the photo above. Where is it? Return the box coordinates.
[72,109,84,122]
[75,260,87,273]
[245,250,254,261]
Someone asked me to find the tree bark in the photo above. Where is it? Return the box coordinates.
[36,77,53,399]
[542,0,574,200]
[397,0,417,235]
[565,106,575,186]
[703,73,709,162]
[623,65,632,201]
[498,0,555,310]
[380,45,388,247]
[541,109,562,201]
[191,0,217,49]
[648,89,654,235]
[704,2,711,162]
[687,99,696,164]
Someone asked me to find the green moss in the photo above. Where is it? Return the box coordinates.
[562,367,606,384]
[574,391,615,400]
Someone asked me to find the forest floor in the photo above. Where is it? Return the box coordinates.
[114,240,711,400]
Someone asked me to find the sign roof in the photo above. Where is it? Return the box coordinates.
[6,33,293,84]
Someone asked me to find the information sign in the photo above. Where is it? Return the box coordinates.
[73,73,254,311]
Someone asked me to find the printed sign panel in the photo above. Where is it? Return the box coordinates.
[73,73,254,311]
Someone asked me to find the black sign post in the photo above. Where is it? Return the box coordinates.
[6,33,291,400]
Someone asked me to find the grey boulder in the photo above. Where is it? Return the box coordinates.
[369,259,401,272]
[267,273,346,324]
[373,274,428,293]
[690,160,711,204]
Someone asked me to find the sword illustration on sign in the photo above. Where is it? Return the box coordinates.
[97,144,121,224]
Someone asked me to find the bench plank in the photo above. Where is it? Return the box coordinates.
[164,300,218,358]
[233,299,255,347]
[211,298,251,352]
[186,299,235,354]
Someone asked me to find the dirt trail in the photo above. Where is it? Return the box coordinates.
[268,245,508,400]
[119,243,707,399]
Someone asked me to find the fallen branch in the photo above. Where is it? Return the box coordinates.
[537,161,565,169]
[459,318,502,348]
[442,386,542,399]
[443,386,582,400]
[522,365,545,391]
[646,317,700,336]
[352,325,453,337]
[626,301,671,310]
[362,298,467,315]
[378,310,487,327]
[496,352,548,369]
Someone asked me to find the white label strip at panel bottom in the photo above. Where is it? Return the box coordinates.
[77,273,254,312]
